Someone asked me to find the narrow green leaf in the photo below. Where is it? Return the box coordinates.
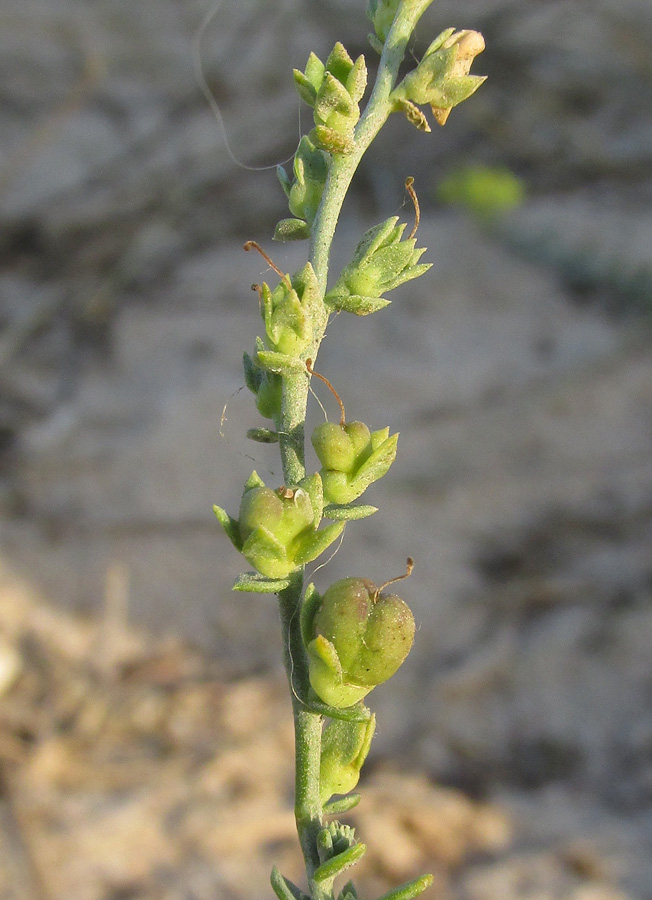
[376,874,434,900]
[233,572,291,593]
[246,427,279,443]
[301,696,372,723]
[255,349,305,374]
[323,794,362,815]
[273,218,311,242]
[314,843,366,883]
[323,504,378,521]
[271,866,310,900]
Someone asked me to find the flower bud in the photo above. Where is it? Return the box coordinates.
[294,43,367,155]
[214,472,345,579]
[277,136,330,229]
[320,715,376,803]
[243,346,282,420]
[305,577,415,707]
[325,217,430,316]
[311,421,398,505]
[366,0,400,44]
[392,28,486,127]
[259,263,321,358]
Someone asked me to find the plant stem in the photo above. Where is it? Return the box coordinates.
[278,576,325,892]
[276,4,435,893]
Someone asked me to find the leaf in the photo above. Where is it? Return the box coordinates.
[232,572,291,593]
[246,427,279,443]
[273,218,311,242]
[376,875,435,900]
[271,867,310,900]
[323,794,361,815]
[322,504,378,521]
[255,349,305,374]
[314,843,366,883]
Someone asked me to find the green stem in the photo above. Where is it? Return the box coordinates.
[275,5,435,896]
[278,575,326,895]
[309,0,435,293]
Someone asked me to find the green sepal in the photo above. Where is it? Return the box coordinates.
[242,525,295,579]
[232,572,291,593]
[298,472,324,525]
[324,794,362,815]
[271,867,310,900]
[213,505,243,551]
[273,218,311,242]
[376,875,435,900]
[277,164,292,199]
[288,136,330,225]
[306,634,371,708]
[338,880,359,900]
[428,75,487,112]
[325,42,356,87]
[323,504,378,521]
[317,827,334,860]
[315,73,358,129]
[244,470,266,490]
[345,54,367,105]
[246,427,279,443]
[292,519,345,567]
[324,292,391,316]
[367,32,384,54]
[320,714,376,804]
[351,216,403,263]
[311,124,355,155]
[243,351,261,393]
[300,582,323,651]
[255,349,305,375]
[314,844,366,884]
[292,52,325,107]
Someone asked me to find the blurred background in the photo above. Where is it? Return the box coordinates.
[1,0,652,898]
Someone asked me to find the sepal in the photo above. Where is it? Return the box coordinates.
[213,505,242,551]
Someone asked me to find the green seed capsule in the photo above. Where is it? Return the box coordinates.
[306,576,415,707]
